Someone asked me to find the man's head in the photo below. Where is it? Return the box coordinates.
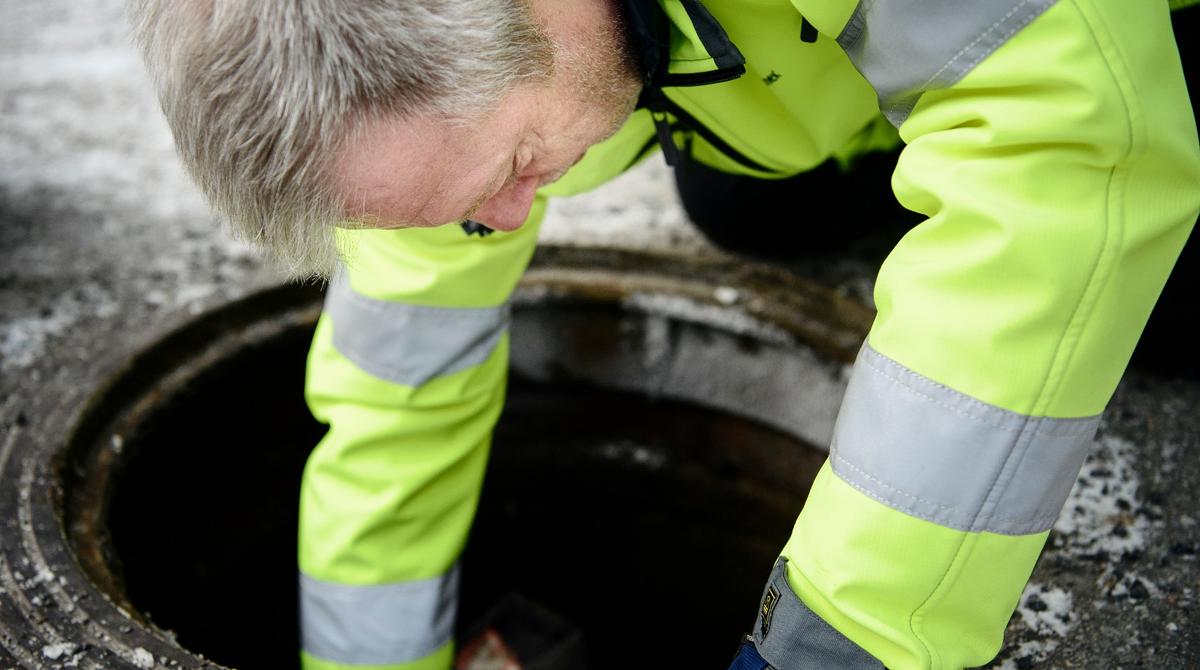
[129,0,642,278]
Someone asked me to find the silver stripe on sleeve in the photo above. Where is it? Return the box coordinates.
[830,343,1100,535]
[326,274,508,387]
[300,565,459,666]
[837,0,1057,125]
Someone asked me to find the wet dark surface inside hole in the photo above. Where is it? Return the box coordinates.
[105,320,823,670]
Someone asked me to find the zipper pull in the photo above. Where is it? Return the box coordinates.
[651,109,680,167]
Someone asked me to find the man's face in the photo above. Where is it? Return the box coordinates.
[333,0,642,232]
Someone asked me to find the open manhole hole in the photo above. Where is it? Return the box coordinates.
[20,246,872,669]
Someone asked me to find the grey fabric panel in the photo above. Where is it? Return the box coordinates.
[831,343,1100,535]
[837,0,1057,125]
[752,558,884,669]
[300,565,459,665]
[326,274,508,387]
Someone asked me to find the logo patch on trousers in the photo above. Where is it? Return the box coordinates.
[760,585,780,638]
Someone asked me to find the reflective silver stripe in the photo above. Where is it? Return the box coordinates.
[831,343,1100,535]
[326,274,508,387]
[300,565,458,666]
[837,0,1057,125]
[752,558,884,669]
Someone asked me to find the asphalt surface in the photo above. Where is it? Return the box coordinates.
[1,1,1197,668]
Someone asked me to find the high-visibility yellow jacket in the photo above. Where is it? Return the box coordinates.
[299,1,1200,668]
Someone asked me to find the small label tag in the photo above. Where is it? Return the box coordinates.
[759,585,780,638]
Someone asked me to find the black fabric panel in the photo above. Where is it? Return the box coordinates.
[679,0,746,70]
[672,147,918,262]
[619,0,671,86]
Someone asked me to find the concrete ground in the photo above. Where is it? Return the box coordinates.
[1,1,1197,668]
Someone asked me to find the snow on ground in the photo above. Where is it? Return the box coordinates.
[995,434,1152,669]
[0,283,119,371]
[0,2,209,224]
[1054,436,1150,561]
[998,583,1075,670]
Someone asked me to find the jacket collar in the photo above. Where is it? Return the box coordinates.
[621,0,747,90]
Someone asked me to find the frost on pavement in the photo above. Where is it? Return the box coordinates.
[995,434,1149,669]
[1054,436,1148,560]
[130,646,155,669]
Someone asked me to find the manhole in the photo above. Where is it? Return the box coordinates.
[3,246,872,669]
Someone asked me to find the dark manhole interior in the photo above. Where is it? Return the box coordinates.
[95,299,827,670]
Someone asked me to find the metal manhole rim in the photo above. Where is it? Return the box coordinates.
[1,244,873,669]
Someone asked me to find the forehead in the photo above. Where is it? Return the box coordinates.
[333,109,518,226]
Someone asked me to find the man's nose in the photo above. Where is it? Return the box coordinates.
[472,176,540,232]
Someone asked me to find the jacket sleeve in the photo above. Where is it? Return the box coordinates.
[297,110,657,670]
[299,208,545,670]
[757,1,1200,668]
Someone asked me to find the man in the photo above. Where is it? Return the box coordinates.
[129,0,1200,668]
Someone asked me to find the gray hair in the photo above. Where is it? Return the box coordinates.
[127,0,554,279]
